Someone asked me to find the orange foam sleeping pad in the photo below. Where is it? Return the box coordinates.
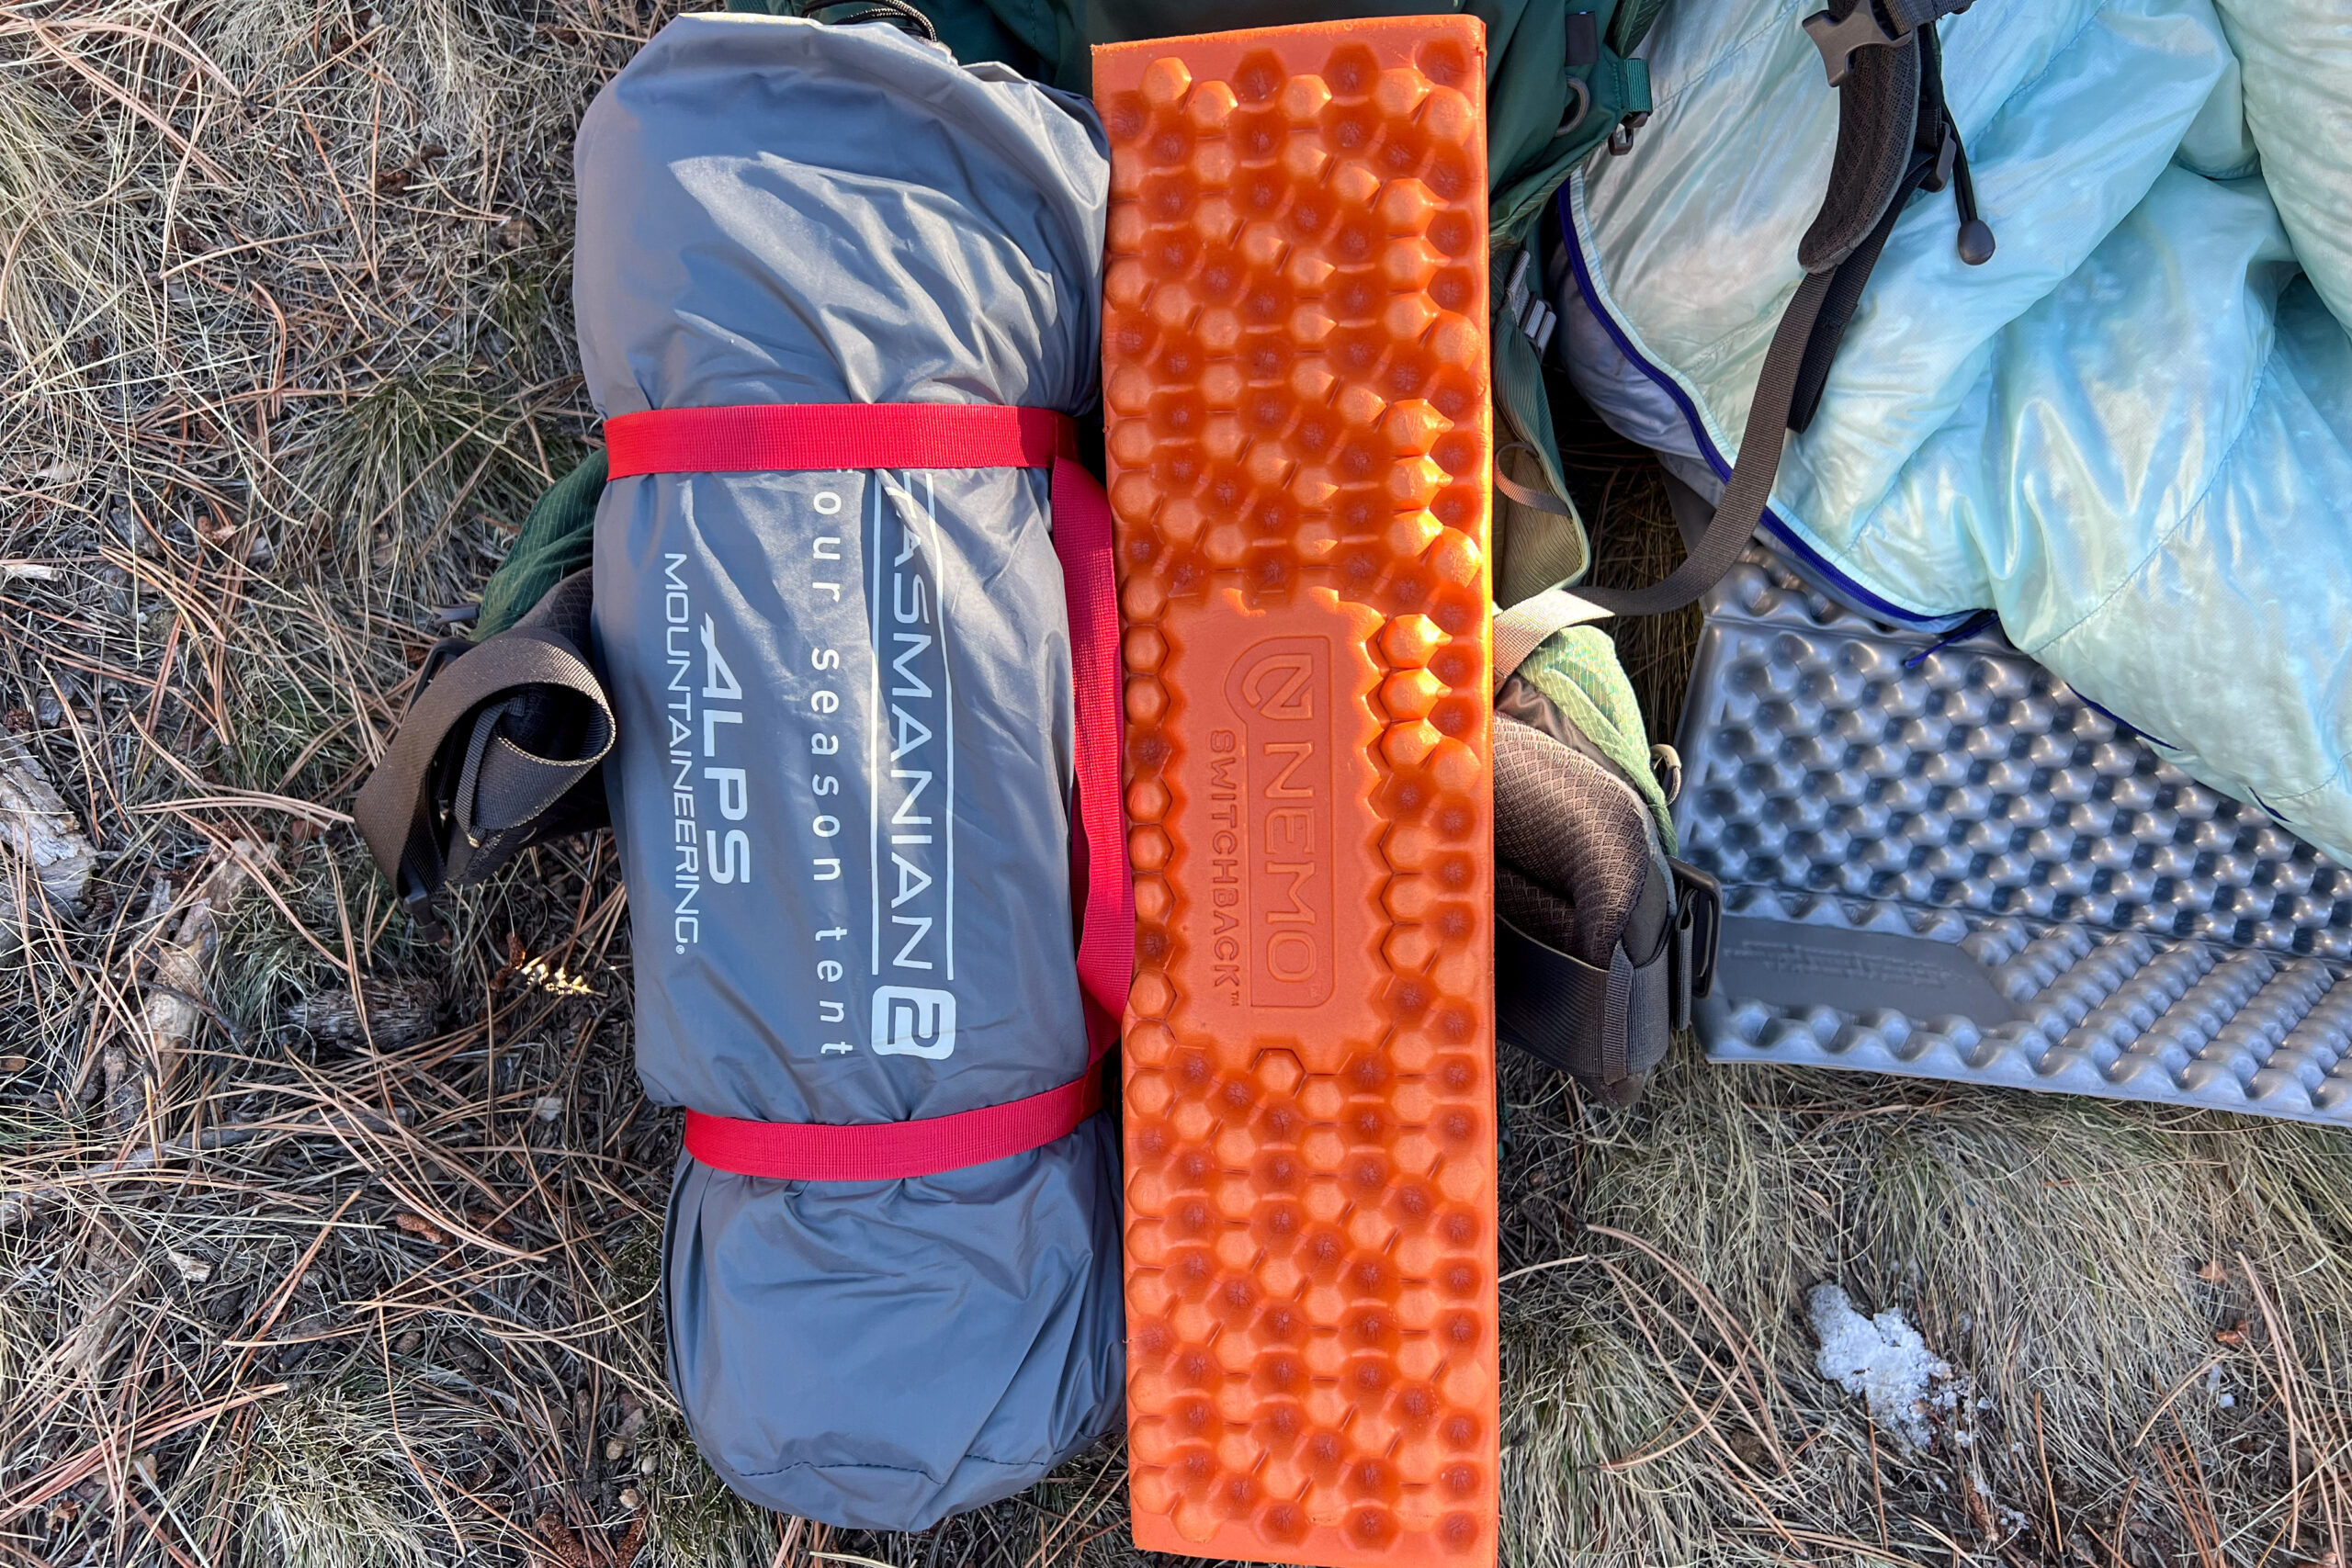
[1096,19,1498,1568]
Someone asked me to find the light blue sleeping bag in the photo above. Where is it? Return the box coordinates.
[1552,0,2352,863]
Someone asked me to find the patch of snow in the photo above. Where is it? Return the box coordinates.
[2207,1364,2235,1409]
[1807,1283,1959,1448]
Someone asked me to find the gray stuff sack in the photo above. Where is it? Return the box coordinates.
[573,13,1122,1529]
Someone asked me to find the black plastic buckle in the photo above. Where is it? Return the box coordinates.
[401,885,445,937]
[398,869,450,943]
[1920,119,1960,192]
[414,635,473,702]
[1804,2,1910,87]
[1607,110,1648,156]
[1668,858,1721,1009]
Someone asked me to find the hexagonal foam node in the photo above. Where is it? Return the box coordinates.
[1096,17,1496,1568]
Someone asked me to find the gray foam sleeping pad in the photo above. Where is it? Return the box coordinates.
[1678,548,2352,1128]
[572,14,1121,1529]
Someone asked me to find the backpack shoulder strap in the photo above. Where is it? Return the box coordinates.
[1577,265,1834,618]
[1578,0,1982,619]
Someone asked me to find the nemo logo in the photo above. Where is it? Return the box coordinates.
[1222,638,1336,1008]
[1237,649,1317,721]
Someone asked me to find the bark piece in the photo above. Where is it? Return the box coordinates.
[0,732,95,949]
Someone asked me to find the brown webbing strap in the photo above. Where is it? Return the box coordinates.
[1577,267,1835,619]
[1565,0,1970,620]
[353,570,612,924]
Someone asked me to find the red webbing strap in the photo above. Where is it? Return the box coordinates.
[605,403,1074,476]
[684,1069,1105,1185]
[621,403,1133,1182]
[1053,451,1136,1056]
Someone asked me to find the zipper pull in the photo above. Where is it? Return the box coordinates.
[1945,116,1996,265]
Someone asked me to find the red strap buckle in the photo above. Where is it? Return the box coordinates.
[615,402,1131,1182]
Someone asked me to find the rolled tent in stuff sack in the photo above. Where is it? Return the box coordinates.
[571,12,1124,1529]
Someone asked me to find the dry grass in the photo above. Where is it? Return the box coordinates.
[0,1,2347,1564]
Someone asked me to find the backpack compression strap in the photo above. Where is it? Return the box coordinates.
[1544,0,1984,619]
[605,402,1136,1182]
[353,567,615,935]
